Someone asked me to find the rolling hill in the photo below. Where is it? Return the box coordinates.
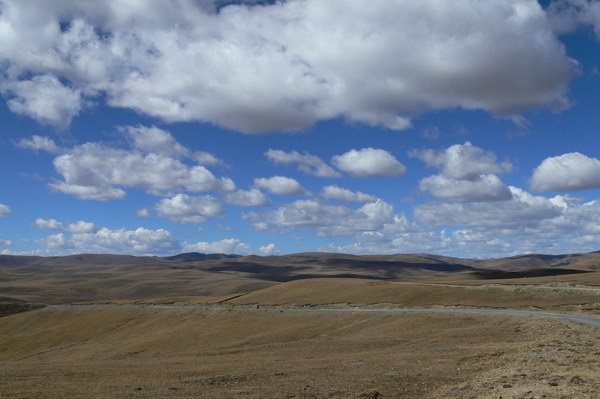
[0,250,599,308]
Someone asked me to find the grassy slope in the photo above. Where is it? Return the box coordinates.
[2,304,597,398]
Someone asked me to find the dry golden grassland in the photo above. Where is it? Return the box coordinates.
[2,253,600,398]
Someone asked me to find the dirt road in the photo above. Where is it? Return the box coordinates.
[4,302,600,398]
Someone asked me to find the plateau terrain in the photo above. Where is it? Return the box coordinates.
[2,251,600,398]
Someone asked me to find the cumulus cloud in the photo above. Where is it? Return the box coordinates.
[547,0,600,38]
[193,151,223,166]
[409,189,600,257]
[123,125,190,158]
[530,152,600,192]
[419,174,512,202]
[50,182,127,201]
[265,149,340,177]
[321,185,377,203]
[245,198,411,236]
[0,204,11,217]
[35,217,97,233]
[253,176,305,195]
[241,182,600,257]
[38,227,179,255]
[31,218,253,255]
[224,189,269,207]
[123,125,223,165]
[332,148,406,177]
[15,126,232,202]
[415,186,562,229]
[136,208,150,218]
[259,243,276,255]
[412,142,513,201]
[67,220,97,234]
[0,0,575,130]
[324,229,452,256]
[183,238,250,255]
[411,142,513,180]
[155,194,224,223]
[35,218,63,230]
[319,186,600,257]
[3,75,83,128]
[16,135,62,153]
[50,140,234,200]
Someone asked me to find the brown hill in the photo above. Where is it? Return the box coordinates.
[477,252,600,271]
[0,251,598,308]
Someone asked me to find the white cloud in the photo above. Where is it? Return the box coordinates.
[245,198,411,237]
[412,142,513,202]
[50,183,127,201]
[415,186,562,229]
[253,176,305,195]
[242,183,600,257]
[16,135,62,153]
[411,142,513,180]
[224,189,269,207]
[324,191,600,258]
[50,141,235,200]
[183,238,250,255]
[124,125,224,165]
[15,127,232,204]
[67,220,97,234]
[30,190,590,259]
[123,125,190,158]
[39,233,67,250]
[321,185,377,203]
[265,149,340,177]
[332,148,406,177]
[35,217,97,234]
[530,152,600,192]
[35,218,63,230]
[411,190,600,257]
[136,208,150,218]
[0,204,11,217]
[31,220,253,256]
[3,75,82,128]
[419,174,512,202]
[0,1,575,130]
[38,227,180,255]
[324,229,452,256]
[155,193,224,223]
[193,151,223,166]
[259,243,276,255]
[547,0,600,38]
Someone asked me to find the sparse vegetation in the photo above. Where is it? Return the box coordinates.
[2,252,600,398]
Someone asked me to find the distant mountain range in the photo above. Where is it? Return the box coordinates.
[1,250,599,307]
[1,250,599,271]
[164,252,242,262]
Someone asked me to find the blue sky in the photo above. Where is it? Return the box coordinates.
[2,0,600,258]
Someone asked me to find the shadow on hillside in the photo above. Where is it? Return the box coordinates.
[319,258,479,272]
[206,262,387,282]
[204,260,480,282]
[469,268,590,280]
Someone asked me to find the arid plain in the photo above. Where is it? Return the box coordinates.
[2,252,600,398]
